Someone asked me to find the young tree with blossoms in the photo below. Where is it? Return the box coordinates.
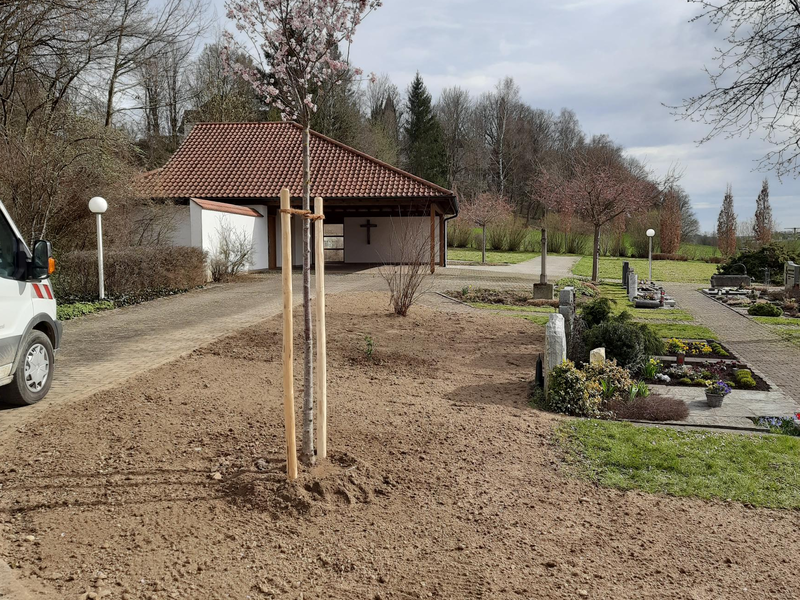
[224,0,381,466]
[460,193,513,264]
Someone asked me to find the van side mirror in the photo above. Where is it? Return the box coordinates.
[31,240,53,280]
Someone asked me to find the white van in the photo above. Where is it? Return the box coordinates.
[0,200,61,405]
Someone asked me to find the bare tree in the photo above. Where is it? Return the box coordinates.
[436,86,471,189]
[209,217,255,282]
[379,218,432,317]
[460,193,513,263]
[678,1,800,175]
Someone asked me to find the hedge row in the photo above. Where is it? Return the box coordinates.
[52,246,206,302]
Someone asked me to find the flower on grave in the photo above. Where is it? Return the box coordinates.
[707,380,732,396]
[666,338,688,354]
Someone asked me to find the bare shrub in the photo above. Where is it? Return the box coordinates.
[485,220,507,250]
[504,218,529,252]
[447,217,473,248]
[379,218,432,317]
[209,217,255,282]
[609,395,689,422]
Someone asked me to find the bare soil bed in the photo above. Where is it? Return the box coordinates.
[0,292,799,599]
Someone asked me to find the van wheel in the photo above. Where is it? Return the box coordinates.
[2,331,54,406]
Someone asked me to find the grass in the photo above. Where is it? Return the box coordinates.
[56,300,115,321]
[679,242,721,260]
[559,419,800,509]
[646,322,717,340]
[447,248,539,264]
[468,303,556,314]
[572,256,718,284]
[522,314,551,326]
[753,316,800,327]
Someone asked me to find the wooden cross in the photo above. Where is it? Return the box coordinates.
[360,219,378,244]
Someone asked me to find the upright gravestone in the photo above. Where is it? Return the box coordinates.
[628,272,638,302]
[786,261,800,291]
[622,261,630,290]
[559,286,576,344]
[589,347,606,365]
[544,313,567,393]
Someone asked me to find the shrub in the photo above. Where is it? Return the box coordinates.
[547,361,601,417]
[52,246,206,302]
[581,297,615,327]
[608,395,689,422]
[447,218,473,248]
[748,303,783,317]
[584,320,647,372]
[504,219,529,252]
[583,360,634,404]
[718,243,797,285]
[703,257,725,264]
[485,220,507,250]
[638,323,666,356]
[734,369,757,389]
[679,377,693,385]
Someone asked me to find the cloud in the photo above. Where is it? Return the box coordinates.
[211,0,800,232]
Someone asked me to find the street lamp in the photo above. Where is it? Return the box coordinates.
[646,228,656,283]
[89,196,108,299]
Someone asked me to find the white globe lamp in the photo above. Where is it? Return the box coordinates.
[89,197,108,298]
[646,229,656,282]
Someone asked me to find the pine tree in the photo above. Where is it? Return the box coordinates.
[717,184,738,257]
[403,72,447,187]
[753,178,774,246]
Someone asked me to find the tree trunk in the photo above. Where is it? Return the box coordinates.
[592,224,601,283]
[301,125,315,466]
[482,224,486,264]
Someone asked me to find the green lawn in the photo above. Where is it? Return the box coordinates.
[448,248,539,265]
[572,256,718,284]
[646,323,717,340]
[753,316,800,327]
[679,242,721,260]
[559,420,800,509]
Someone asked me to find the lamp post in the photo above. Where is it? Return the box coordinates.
[646,228,656,283]
[89,197,108,299]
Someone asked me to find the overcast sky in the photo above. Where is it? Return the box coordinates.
[214,0,800,233]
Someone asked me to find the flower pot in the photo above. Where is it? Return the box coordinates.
[706,393,725,408]
[676,353,685,366]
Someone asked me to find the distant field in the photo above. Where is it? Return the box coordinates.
[572,256,717,284]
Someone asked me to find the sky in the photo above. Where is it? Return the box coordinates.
[211,0,800,233]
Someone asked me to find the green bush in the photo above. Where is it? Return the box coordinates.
[584,320,647,373]
[555,277,599,298]
[748,303,783,317]
[547,361,601,417]
[581,297,615,327]
[734,369,757,389]
[679,377,693,385]
[583,360,634,404]
[718,243,797,285]
[56,300,115,321]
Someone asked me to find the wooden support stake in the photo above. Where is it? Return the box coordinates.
[314,197,328,460]
[280,188,298,481]
[430,205,436,274]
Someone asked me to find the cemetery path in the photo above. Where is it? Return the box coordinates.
[443,254,580,279]
[669,284,800,412]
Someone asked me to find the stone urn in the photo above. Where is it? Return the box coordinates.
[705,393,725,408]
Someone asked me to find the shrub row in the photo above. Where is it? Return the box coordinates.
[652,253,688,262]
[53,246,206,302]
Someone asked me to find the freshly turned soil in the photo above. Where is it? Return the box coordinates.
[0,292,798,599]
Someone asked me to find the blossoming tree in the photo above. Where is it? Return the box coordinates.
[460,193,513,264]
[224,0,381,466]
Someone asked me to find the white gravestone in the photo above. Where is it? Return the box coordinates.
[589,347,606,365]
[544,313,567,393]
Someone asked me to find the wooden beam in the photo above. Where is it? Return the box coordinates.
[268,209,277,271]
[439,214,445,267]
[430,205,436,274]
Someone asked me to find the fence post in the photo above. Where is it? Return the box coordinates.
[280,188,298,481]
[314,197,327,460]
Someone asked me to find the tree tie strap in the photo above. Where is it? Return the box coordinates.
[279,208,325,221]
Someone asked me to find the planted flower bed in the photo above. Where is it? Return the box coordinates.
[752,415,800,436]
[644,358,771,392]
[663,338,736,360]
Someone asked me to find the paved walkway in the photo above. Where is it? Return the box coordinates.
[667,284,800,427]
[447,254,580,279]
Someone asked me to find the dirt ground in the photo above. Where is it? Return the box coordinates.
[0,291,799,599]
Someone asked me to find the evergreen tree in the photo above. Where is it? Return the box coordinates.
[717,184,738,257]
[753,178,774,246]
[403,72,447,187]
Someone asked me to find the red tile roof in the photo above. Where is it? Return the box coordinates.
[152,122,456,206]
[190,198,263,218]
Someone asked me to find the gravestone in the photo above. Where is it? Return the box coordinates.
[589,347,606,365]
[710,262,752,288]
[786,261,800,290]
[544,314,567,393]
[628,272,638,302]
[559,286,576,342]
[622,261,630,289]
[533,282,554,300]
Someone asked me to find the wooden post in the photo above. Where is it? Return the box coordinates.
[430,205,436,274]
[540,227,548,284]
[280,188,298,481]
[314,197,327,460]
[439,214,445,267]
[268,209,277,271]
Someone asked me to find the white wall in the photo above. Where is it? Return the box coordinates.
[131,205,192,247]
[275,212,304,268]
[195,203,269,272]
[343,216,440,264]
